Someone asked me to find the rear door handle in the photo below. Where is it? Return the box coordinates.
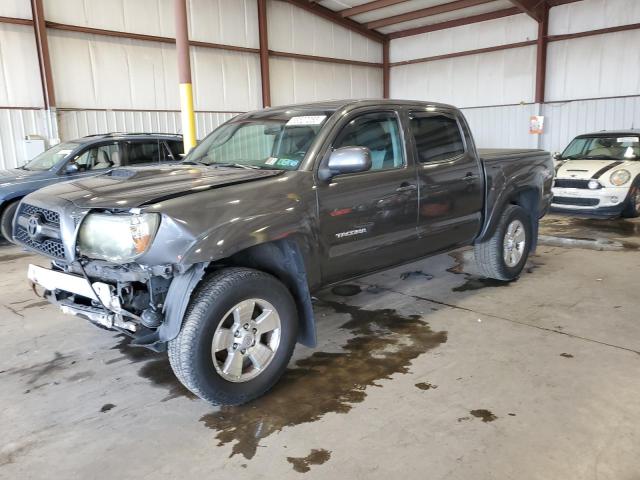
[396,183,417,193]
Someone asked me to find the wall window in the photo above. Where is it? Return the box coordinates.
[333,112,404,171]
[410,114,465,163]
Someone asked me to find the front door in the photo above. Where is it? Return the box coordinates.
[408,111,483,255]
[316,110,420,284]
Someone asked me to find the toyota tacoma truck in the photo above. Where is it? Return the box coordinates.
[15,100,553,405]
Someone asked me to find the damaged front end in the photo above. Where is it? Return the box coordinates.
[16,198,206,352]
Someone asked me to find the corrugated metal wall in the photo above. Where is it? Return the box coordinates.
[390,0,640,153]
[0,0,383,168]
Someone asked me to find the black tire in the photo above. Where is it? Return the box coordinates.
[0,200,19,244]
[473,204,532,281]
[622,180,640,218]
[168,267,298,406]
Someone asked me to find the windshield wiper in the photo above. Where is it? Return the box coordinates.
[210,162,262,170]
[584,155,617,160]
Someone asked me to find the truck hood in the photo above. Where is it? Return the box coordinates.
[555,159,627,179]
[44,164,284,208]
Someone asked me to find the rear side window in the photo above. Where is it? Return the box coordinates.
[167,140,184,160]
[126,141,167,165]
[410,114,465,163]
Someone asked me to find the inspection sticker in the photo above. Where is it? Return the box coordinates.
[264,157,278,165]
[286,115,326,126]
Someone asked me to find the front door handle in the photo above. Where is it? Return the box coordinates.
[396,183,417,193]
[463,174,479,182]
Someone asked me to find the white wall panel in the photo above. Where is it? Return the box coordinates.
[390,46,536,108]
[189,0,258,48]
[0,24,43,108]
[48,30,179,110]
[0,109,50,169]
[461,104,540,150]
[44,0,174,37]
[267,0,382,63]
[191,47,261,112]
[269,57,382,106]
[0,0,31,19]
[546,30,640,102]
[390,14,536,63]
[549,0,640,35]
[57,109,238,143]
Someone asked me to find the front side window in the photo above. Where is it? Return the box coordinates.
[71,143,121,171]
[22,142,80,171]
[561,136,639,160]
[186,111,330,171]
[333,112,404,171]
[410,114,465,163]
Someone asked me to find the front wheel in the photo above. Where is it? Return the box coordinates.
[168,267,298,405]
[0,200,19,243]
[473,204,532,281]
[622,181,640,218]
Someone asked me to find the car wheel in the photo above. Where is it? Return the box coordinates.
[168,267,298,406]
[622,181,640,218]
[473,204,532,281]
[0,200,20,244]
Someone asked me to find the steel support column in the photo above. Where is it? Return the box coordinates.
[258,0,271,108]
[174,0,196,153]
[383,40,390,99]
[535,3,549,104]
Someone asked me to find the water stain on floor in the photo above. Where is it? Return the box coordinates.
[560,353,574,358]
[470,409,497,422]
[286,449,331,473]
[331,284,362,297]
[541,217,640,239]
[452,277,510,292]
[112,335,195,401]
[9,351,70,386]
[200,300,447,459]
[100,403,116,413]
[415,382,437,390]
[400,270,433,281]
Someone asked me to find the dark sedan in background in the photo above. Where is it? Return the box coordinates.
[0,133,183,241]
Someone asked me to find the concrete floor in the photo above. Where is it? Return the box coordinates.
[1,214,639,479]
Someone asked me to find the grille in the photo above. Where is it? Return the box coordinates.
[554,179,595,189]
[14,203,65,259]
[19,203,60,225]
[552,196,600,207]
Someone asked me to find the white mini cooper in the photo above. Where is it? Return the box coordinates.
[552,131,640,218]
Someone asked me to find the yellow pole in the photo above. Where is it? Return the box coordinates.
[175,0,196,153]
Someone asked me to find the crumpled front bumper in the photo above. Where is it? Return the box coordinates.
[27,264,137,331]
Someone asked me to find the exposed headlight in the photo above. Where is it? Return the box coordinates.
[588,179,601,189]
[610,169,631,186]
[77,213,160,263]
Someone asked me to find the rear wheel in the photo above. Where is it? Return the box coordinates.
[168,267,298,406]
[473,204,532,281]
[0,200,19,243]
[622,180,640,218]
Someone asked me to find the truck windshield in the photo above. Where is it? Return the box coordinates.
[185,112,330,170]
[560,136,639,160]
[22,142,80,171]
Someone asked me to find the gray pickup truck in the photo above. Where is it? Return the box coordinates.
[16,100,553,405]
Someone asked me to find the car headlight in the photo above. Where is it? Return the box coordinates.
[77,213,160,263]
[610,169,631,186]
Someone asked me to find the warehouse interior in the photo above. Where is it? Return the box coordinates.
[1,0,639,478]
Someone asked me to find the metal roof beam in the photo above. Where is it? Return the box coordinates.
[339,0,410,18]
[507,0,546,21]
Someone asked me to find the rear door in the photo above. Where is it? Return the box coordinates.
[408,110,483,254]
[316,109,420,283]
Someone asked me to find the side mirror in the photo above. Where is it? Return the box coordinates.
[65,163,79,174]
[553,152,562,160]
[319,146,372,181]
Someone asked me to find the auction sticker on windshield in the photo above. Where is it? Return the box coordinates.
[286,116,326,126]
[617,137,639,144]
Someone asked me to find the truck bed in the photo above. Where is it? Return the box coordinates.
[478,148,548,162]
